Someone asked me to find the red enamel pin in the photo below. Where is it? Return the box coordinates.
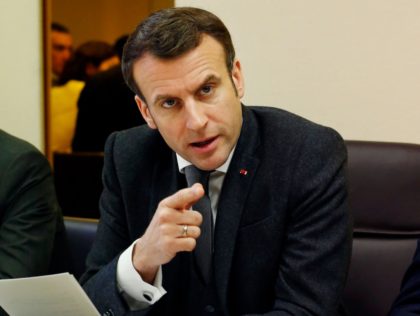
[239,169,248,176]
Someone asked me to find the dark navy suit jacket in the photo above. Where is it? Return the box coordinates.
[389,241,420,316]
[0,130,66,278]
[81,106,351,315]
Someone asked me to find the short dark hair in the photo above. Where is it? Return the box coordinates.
[122,7,235,101]
[51,22,70,34]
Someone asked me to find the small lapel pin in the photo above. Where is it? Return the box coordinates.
[239,168,248,176]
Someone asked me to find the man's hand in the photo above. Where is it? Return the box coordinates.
[132,183,204,283]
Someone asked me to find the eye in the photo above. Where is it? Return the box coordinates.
[162,98,178,109]
[200,85,213,96]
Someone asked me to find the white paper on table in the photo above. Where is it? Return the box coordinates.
[0,273,100,316]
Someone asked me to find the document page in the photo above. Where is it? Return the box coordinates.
[0,273,99,316]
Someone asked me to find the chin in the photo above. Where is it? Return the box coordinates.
[191,159,215,171]
[204,158,227,171]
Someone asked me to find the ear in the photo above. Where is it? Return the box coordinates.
[135,95,157,129]
[231,59,245,98]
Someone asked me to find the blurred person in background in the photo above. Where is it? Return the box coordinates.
[72,35,145,152]
[50,40,117,154]
[51,22,73,86]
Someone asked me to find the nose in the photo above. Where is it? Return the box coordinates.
[185,99,207,131]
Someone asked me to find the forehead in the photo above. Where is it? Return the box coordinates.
[51,31,72,45]
[133,35,228,100]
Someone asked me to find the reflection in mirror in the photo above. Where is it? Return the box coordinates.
[46,0,173,161]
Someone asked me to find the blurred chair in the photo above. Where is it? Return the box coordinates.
[343,140,420,316]
[64,216,98,279]
[53,151,104,218]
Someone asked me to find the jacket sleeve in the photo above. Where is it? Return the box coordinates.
[80,132,154,316]
[0,149,59,278]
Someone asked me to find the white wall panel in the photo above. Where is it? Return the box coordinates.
[176,0,420,143]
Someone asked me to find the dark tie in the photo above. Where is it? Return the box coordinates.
[184,165,213,284]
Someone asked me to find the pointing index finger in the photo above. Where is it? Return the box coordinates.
[160,183,204,211]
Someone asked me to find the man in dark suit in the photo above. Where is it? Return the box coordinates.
[81,7,351,315]
[0,130,66,278]
[389,241,420,315]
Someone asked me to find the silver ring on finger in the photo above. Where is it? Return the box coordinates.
[182,225,188,238]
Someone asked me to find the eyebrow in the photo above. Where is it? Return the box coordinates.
[152,74,222,107]
[198,74,222,92]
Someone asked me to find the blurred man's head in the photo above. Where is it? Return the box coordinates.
[51,22,73,78]
[58,40,116,85]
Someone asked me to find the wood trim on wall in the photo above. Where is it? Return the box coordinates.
[42,0,52,161]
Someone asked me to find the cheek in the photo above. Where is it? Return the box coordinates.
[157,120,183,143]
[223,104,242,136]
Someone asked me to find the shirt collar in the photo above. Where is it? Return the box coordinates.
[177,147,235,174]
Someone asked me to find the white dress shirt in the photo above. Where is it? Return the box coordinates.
[116,150,235,309]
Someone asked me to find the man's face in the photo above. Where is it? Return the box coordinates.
[51,31,73,76]
[134,35,244,171]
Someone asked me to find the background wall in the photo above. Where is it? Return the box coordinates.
[0,1,419,150]
[176,0,420,144]
[0,1,44,150]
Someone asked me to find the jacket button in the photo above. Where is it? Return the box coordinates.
[204,305,215,313]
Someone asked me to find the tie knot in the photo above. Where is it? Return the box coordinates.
[184,165,211,191]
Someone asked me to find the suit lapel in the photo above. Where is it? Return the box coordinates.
[214,107,260,312]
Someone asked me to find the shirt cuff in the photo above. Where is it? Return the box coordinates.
[117,239,166,309]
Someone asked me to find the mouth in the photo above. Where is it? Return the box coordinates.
[191,136,218,148]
